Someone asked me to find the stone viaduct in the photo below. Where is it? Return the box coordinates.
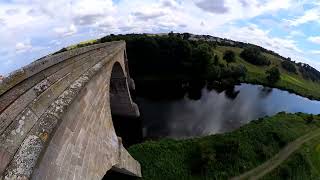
[0,41,141,179]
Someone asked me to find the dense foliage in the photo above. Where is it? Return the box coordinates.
[223,50,236,63]
[281,59,297,74]
[240,47,271,66]
[266,67,281,83]
[129,113,320,180]
[298,63,320,82]
[55,33,320,100]
[100,34,246,83]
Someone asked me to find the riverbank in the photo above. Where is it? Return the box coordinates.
[128,113,320,179]
[214,46,320,101]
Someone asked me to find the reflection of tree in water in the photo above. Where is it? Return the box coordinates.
[224,86,240,100]
[186,80,206,100]
[259,86,273,98]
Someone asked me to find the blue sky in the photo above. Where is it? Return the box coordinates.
[0,0,320,76]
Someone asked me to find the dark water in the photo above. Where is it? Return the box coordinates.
[136,83,320,139]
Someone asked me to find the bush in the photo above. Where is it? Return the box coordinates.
[223,50,236,63]
[240,47,270,66]
[281,60,297,73]
[304,115,314,124]
[266,67,281,83]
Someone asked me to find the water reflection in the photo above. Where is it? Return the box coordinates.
[136,83,320,139]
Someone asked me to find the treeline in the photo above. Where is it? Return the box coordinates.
[297,63,320,81]
[183,33,320,82]
[54,32,320,83]
[100,34,247,84]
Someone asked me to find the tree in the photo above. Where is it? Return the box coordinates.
[266,67,280,83]
[281,60,296,73]
[213,55,220,65]
[240,47,270,66]
[182,33,191,40]
[192,43,214,76]
[223,50,236,63]
[304,115,314,124]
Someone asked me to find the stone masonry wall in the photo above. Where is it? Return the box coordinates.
[0,41,141,179]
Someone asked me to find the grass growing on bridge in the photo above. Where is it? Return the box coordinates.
[128,113,320,180]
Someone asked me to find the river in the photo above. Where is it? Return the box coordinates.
[135,83,320,139]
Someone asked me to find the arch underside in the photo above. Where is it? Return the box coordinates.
[0,41,141,180]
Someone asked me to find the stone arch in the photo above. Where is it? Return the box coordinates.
[110,61,139,119]
[0,41,141,179]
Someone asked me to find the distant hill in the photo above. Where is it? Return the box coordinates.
[56,33,320,100]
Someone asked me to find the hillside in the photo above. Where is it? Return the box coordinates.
[58,33,320,100]
[213,45,320,100]
[128,113,320,179]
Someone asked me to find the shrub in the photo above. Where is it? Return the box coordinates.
[266,67,280,83]
[281,60,297,73]
[223,50,236,63]
[240,47,270,66]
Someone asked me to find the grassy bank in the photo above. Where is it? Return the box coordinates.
[263,133,320,179]
[128,113,320,180]
[214,46,320,100]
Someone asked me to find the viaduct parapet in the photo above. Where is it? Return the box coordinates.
[0,41,141,179]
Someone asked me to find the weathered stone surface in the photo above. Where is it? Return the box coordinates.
[0,89,37,135]
[112,143,142,177]
[33,79,51,96]
[0,108,38,154]
[29,114,58,143]
[0,72,45,113]
[0,149,11,175]
[0,40,141,180]
[4,135,43,180]
[0,41,123,96]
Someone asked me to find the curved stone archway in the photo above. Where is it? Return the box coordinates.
[0,41,141,179]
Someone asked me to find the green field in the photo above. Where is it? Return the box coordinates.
[213,46,320,100]
[128,113,320,180]
[263,133,320,179]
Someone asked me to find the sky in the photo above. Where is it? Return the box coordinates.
[0,0,320,76]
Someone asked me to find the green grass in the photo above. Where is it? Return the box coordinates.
[129,113,320,180]
[263,132,320,179]
[214,46,320,100]
[66,39,98,50]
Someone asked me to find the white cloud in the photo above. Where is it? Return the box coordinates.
[195,0,229,14]
[286,7,320,26]
[54,24,77,37]
[15,40,32,53]
[0,0,320,74]
[288,30,305,37]
[218,24,302,58]
[132,11,166,21]
[308,36,320,44]
[310,50,320,55]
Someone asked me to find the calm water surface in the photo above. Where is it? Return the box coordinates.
[136,83,320,139]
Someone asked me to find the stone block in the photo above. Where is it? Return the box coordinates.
[0,108,38,154]
[0,149,11,175]
[4,135,43,180]
[0,89,37,135]
[0,72,45,113]
[29,114,59,143]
